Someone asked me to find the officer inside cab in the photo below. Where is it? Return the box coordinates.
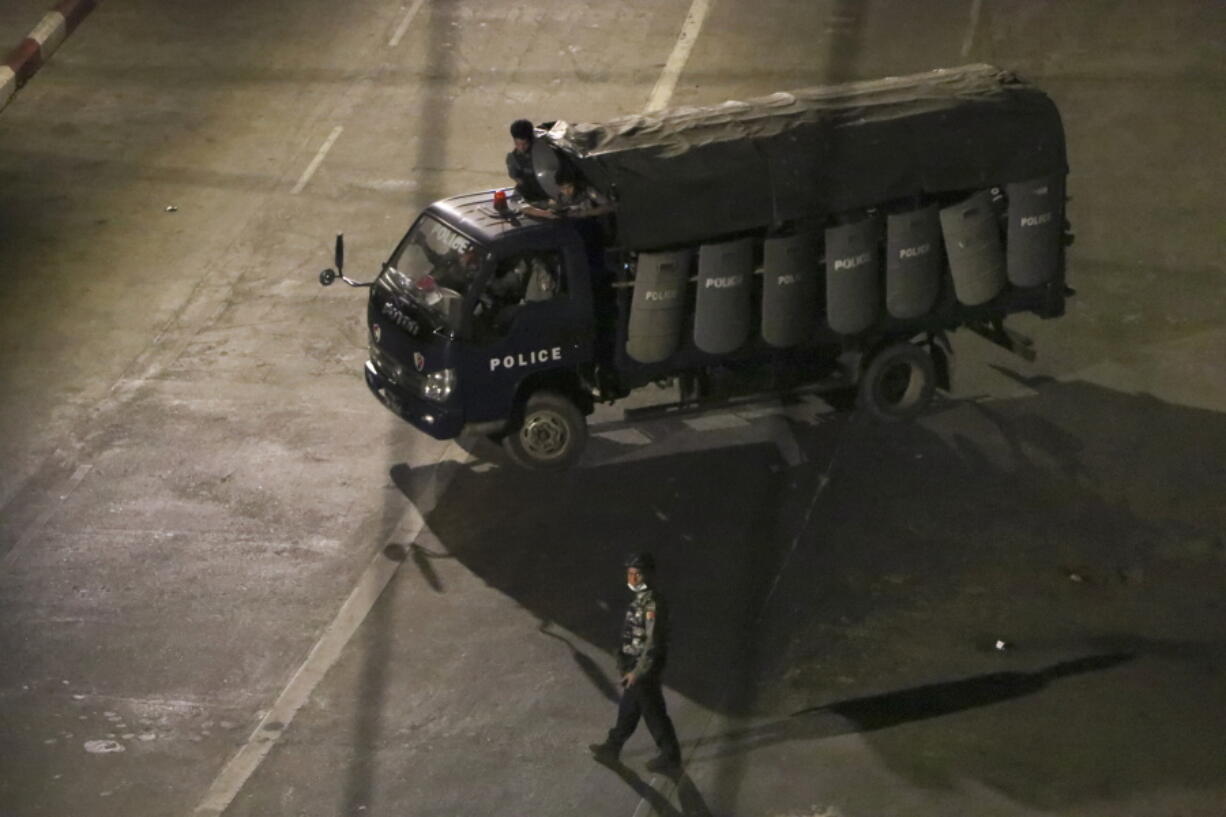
[480,253,558,332]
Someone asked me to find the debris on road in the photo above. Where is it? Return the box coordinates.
[83,739,125,754]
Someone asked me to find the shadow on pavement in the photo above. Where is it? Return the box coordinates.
[733,379,1226,810]
[593,756,714,817]
[538,620,621,704]
[698,652,1135,759]
[410,435,826,716]
[339,544,404,814]
[390,378,1226,812]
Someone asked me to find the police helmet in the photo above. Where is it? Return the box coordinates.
[624,552,656,571]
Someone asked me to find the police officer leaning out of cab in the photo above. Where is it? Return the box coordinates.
[590,552,682,772]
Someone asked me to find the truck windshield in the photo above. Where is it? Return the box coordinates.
[380,215,488,331]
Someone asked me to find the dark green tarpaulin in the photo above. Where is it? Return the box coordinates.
[542,64,1067,250]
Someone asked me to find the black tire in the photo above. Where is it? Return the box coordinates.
[502,390,588,470]
[857,341,936,422]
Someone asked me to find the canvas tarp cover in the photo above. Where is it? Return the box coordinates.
[543,64,1067,250]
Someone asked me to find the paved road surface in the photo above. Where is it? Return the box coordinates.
[1,1,1223,815]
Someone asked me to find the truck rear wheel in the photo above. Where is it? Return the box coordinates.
[858,341,936,422]
[503,390,588,470]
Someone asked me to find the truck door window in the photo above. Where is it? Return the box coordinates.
[475,251,565,339]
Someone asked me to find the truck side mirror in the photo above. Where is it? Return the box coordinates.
[318,232,372,289]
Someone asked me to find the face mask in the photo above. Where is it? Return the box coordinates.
[627,582,647,593]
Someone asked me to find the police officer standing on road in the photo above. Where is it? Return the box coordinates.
[590,552,682,772]
[505,119,548,202]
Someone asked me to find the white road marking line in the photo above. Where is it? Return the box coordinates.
[388,0,429,48]
[194,513,424,815]
[192,442,464,816]
[644,0,712,112]
[961,0,983,58]
[758,435,843,615]
[682,412,750,432]
[361,178,421,191]
[593,427,653,446]
[1,464,92,568]
[290,125,343,195]
[631,789,661,817]
[192,534,411,816]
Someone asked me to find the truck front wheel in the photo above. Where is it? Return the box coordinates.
[503,390,588,470]
[858,341,936,422]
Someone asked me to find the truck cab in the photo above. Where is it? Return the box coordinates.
[361,191,599,463]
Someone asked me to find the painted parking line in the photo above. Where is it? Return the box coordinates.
[193,441,468,817]
[645,0,712,112]
[193,516,417,816]
[290,124,343,195]
[388,0,429,48]
[289,0,431,194]
[961,0,983,58]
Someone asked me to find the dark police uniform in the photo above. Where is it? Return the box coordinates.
[554,184,610,217]
[606,585,681,764]
[505,147,547,202]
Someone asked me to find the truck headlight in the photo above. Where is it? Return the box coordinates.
[422,368,456,401]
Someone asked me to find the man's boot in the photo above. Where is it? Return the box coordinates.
[645,751,680,773]
[588,741,621,763]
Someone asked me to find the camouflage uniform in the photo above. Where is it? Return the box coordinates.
[607,586,681,763]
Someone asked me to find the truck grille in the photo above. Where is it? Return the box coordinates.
[370,343,424,392]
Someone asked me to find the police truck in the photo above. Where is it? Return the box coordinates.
[319,65,1073,469]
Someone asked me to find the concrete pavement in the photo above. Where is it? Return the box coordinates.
[1,0,1224,815]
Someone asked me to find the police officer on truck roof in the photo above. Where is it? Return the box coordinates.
[521,166,613,221]
[505,119,548,202]
[589,552,682,773]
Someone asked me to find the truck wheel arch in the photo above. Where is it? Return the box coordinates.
[857,340,937,422]
[502,388,589,470]
[509,369,594,419]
